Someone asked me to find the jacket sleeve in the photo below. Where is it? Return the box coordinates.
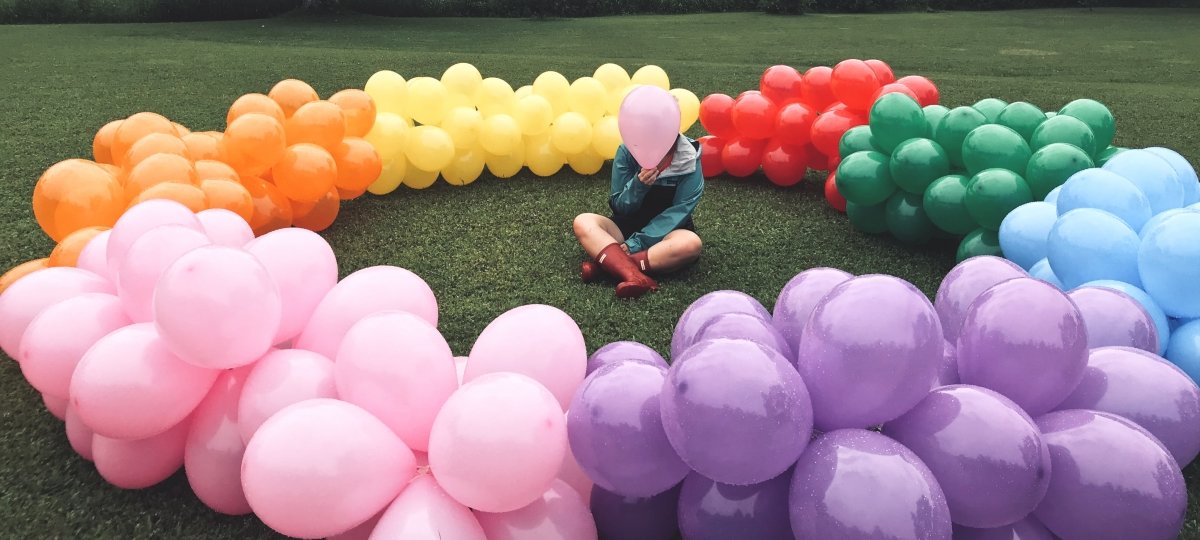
[624,165,704,254]
[609,145,651,215]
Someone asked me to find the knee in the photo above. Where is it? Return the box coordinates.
[681,232,703,259]
[572,213,595,238]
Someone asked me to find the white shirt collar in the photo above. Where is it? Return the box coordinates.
[660,135,698,177]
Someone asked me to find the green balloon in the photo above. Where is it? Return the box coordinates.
[965,169,1034,231]
[836,151,896,206]
[932,106,988,169]
[923,105,950,138]
[847,201,888,235]
[996,101,1046,142]
[889,138,950,194]
[1059,98,1115,150]
[923,174,977,235]
[961,124,1032,176]
[956,228,1003,262]
[1045,111,1057,118]
[972,98,1008,123]
[1096,145,1127,167]
[1031,115,1097,157]
[839,125,879,159]
[869,93,926,154]
[885,191,936,245]
[1025,142,1094,200]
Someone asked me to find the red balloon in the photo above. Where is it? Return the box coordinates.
[864,60,896,85]
[896,75,940,107]
[721,139,765,178]
[809,108,866,158]
[775,103,816,147]
[805,144,832,172]
[873,82,920,103]
[731,92,779,140]
[824,172,847,212]
[801,66,836,110]
[830,59,882,113]
[699,94,738,139]
[761,139,809,187]
[698,136,726,177]
[760,65,803,105]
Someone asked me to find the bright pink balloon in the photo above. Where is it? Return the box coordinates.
[66,404,95,461]
[336,311,457,452]
[186,368,253,515]
[153,246,282,369]
[428,372,567,513]
[106,199,202,280]
[333,511,384,540]
[196,208,254,247]
[464,304,586,410]
[242,399,417,539]
[93,417,190,489]
[70,323,218,440]
[474,479,599,540]
[116,225,211,322]
[369,475,486,540]
[75,230,113,283]
[238,349,337,444]
[295,266,439,359]
[557,415,594,506]
[43,393,67,420]
[19,293,130,399]
[245,228,338,344]
[618,86,682,169]
[0,267,112,358]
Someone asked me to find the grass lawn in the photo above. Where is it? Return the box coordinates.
[1,7,1199,538]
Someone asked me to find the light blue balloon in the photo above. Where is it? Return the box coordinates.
[1139,208,1194,239]
[1145,147,1199,206]
[1082,279,1170,355]
[1048,208,1142,289]
[1166,320,1200,383]
[1170,317,1197,333]
[1102,149,1184,214]
[1139,211,1200,319]
[1056,168,1152,231]
[1044,185,1062,205]
[999,202,1057,270]
[1030,258,1064,290]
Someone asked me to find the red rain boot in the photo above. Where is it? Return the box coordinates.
[596,243,657,299]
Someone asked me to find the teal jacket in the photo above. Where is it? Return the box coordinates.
[609,138,704,254]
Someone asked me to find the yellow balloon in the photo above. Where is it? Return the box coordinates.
[550,112,593,156]
[364,113,410,162]
[592,115,622,159]
[441,63,483,98]
[670,88,701,133]
[443,145,486,186]
[568,77,607,123]
[569,148,605,175]
[442,107,482,149]
[526,134,565,177]
[368,156,407,195]
[593,63,631,93]
[533,71,570,117]
[513,95,553,136]
[475,78,516,117]
[446,93,474,111]
[515,85,534,100]
[407,77,449,126]
[607,85,636,117]
[632,65,670,90]
[479,114,522,156]
[365,70,407,116]
[403,166,440,190]
[405,125,455,172]
[486,142,525,179]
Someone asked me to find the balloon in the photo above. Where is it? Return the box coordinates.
[364,70,408,116]
[369,475,486,540]
[934,256,1025,343]
[962,124,1032,176]
[236,348,336,443]
[824,172,846,212]
[1024,142,1094,200]
[801,66,836,109]
[1145,147,1199,205]
[720,138,764,178]
[65,404,94,461]
[243,176,294,234]
[48,226,107,268]
[698,93,737,139]
[1048,208,1141,288]
[485,141,525,179]
[810,108,866,158]
[402,125,455,173]
[922,104,949,137]
[837,125,877,158]
[443,146,487,185]
[1139,211,1200,318]
[183,132,221,161]
[872,82,918,103]
[511,95,552,137]
[671,290,770,359]
[835,150,895,206]
[475,479,598,540]
[285,100,345,151]
[73,231,111,282]
[953,516,1056,540]
[329,89,377,137]
[1030,114,1097,158]
[121,133,189,169]
[332,137,383,192]
[678,469,793,540]
[889,137,949,194]
[884,191,936,244]
[198,180,254,222]
[997,201,1056,269]
[669,88,700,132]
[593,63,631,92]
[0,266,113,358]
[111,112,175,167]
[631,64,669,89]
[220,113,287,177]
[996,101,1047,141]
[184,368,252,515]
[568,76,607,123]
[772,267,853,354]
[693,311,792,363]
[972,98,1008,123]
[585,341,666,376]
[557,431,593,505]
[897,75,939,107]
[933,106,988,169]
[1058,98,1116,149]
[1103,149,1184,214]
[590,484,680,540]
[476,77,517,117]
[407,77,450,126]
[869,92,926,153]
[1096,145,1125,167]
[550,112,593,156]
[759,65,802,104]
[1071,286,1158,352]
[830,59,881,112]
[921,174,975,235]
[363,112,409,162]
[463,304,585,409]
[92,119,123,164]
[1030,257,1064,289]
[585,115,619,160]
[697,135,725,177]
[92,418,189,489]
[268,79,318,118]
[32,159,124,242]
[403,164,440,190]
[965,168,1033,231]
[847,201,887,234]
[243,228,337,343]
[760,139,807,187]
[18,293,129,399]
[957,228,1003,261]
[729,91,778,140]
[116,224,211,322]
[1079,279,1167,350]
[0,258,50,297]
[618,86,680,168]
[441,62,482,98]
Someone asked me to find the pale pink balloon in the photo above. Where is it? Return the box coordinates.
[93,417,190,489]
[185,367,253,515]
[0,267,113,358]
[295,266,438,359]
[464,304,586,409]
[76,230,114,283]
[70,323,218,440]
[66,404,95,461]
[428,372,567,513]
[474,479,599,540]
[42,393,67,420]
[331,511,384,540]
[237,349,337,444]
[116,225,211,322]
[153,246,282,369]
[557,416,594,506]
[106,199,202,280]
[19,293,130,399]
[370,475,486,540]
[241,399,417,539]
[245,228,338,344]
[454,356,468,385]
[618,85,682,169]
[414,452,430,468]
[336,311,457,452]
[196,208,254,247]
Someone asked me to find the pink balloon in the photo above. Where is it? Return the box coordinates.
[117,225,211,322]
[196,208,254,247]
[19,293,130,399]
[295,266,438,359]
[186,367,253,515]
[464,304,586,410]
[369,475,486,540]
[242,399,417,539]
[106,199,202,280]
[0,267,113,358]
[70,323,218,440]
[93,417,190,489]
[454,356,468,385]
[244,228,338,344]
[557,415,594,506]
[428,372,567,513]
[43,393,67,420]
[76,230,113,282]
[474,479,599,540]
[414,451,430,468]
[237,349,337,444]
[153,246,282,369]
[336,311,457,452]
[618,86,682,169]
[332,511,384,540]
[66,404,95,461]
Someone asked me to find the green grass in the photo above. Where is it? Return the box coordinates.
[1,8,1199,538]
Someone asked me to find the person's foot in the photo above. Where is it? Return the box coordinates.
[615,277,656,299]
[580,260,604,282]
[595,243,658,299]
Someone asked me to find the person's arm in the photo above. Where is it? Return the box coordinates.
[625,165,704,254]
[609,145,651,215]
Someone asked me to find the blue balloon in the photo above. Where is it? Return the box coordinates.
[1102,149,1184,214]
[999,202,1057,270]
[1045,185,1062,205]
[1139,208,1195,239]
[1056,168,1152,231]
[1170,317,1196,333]
[1082,279,1170,355]
[1145,147,1199,206]
[1139,211,1200,319]
[1030,258,1065,290]
[1047,208,1141,289]
[1166,320,1200,384]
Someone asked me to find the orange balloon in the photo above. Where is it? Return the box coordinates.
[173,122,191,137]
[111,112,175,168]
[330,89,377,138]
[269,79,319,118]
[228,93,286,125]
[123,133,189,170]
[130,182,208,213]
[0,258,49,295]
[32,159,124,242]
[98,163,125,186]
[125,153,199,195]
[291,186,340,232]
[200,179,254,222]
[332,137,383,191]
[220,113,287,177]
[183,132,222,161]
[272,143,337,203]
[49,226,108,267]
[286,100,346,150]
[337,186,367,200]
[242,176,294,235]
[93,120,123,164]
[195,159,240,182]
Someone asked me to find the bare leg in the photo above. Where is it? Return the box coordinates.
[645,229,703,274]
[573,213,625,258]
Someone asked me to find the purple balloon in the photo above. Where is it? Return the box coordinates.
[586,341,667,376]
[789,429,952,540]
[796,275,943,430]
[660,339,812,485]
[678,468,794,540]
[952,515,1056,540]
[694,312,793,365]
[935,340,960,387]
[882,385,1051,528]
[934,256,1026,343]
[590,483,681,540]
[957,278,1088,416]
[1033,410,1186,540]
[1056,346,1200,467]
[568,362,689,497]
[772,268,854,355]
[671,291,770,360]
[1067,286,1159,353]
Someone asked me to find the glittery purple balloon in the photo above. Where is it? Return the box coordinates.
[590,483,681,540]
[1056,346,1200,467]
[671,291,770,360]
[694,312,793,366]
[789,429,952,540]
[660,338,812,485]
[882,385,1051,528]
[796,275,943,431]
[678,468,794,540]
[935,340,960,387]
[772,268,854,355]
[957,277,1088,416]
[1067,286,1159,353]
[1033,409,1186,540]
[952,515,1056,540]
[934,256,1026,343]
[586,341,667,376]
